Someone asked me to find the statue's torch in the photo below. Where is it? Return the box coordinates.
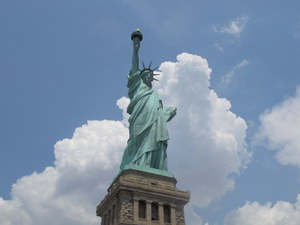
[131,29,143,42]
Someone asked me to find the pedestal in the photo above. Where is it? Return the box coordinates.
[96,169,190,225]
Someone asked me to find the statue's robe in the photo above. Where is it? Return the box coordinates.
[120,70,176,171]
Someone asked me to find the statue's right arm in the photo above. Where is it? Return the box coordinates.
[131,37,140,74]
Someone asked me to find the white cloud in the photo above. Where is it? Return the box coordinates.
[224,194,300,225]
[215,16,249,37]
[0,120,128,225]
[116,96,130,127]
[255,86,300,168]
[220,60,249,86]
[184,205,208,225]
[212,16,248,51]
[0,53,250,225]
[156,53,250,211]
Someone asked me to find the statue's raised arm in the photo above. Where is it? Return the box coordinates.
[120,30,177,173]
[131,29,143,74]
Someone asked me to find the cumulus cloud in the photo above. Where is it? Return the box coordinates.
[156,53,250,209]
[184,205,208,225]
[220,60,249,86]
[255,86,300,168]
[224,194,300,225]
[0,53,250,225]
[213,16,248,37]
[0,120,128,225]
[116,97,130,127]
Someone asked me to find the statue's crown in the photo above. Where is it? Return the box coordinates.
[140,61,160,81]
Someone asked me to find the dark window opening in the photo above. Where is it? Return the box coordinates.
[139,200,146,219]
[107,210,111,225]
[164,204,171,223]
[112,205,115,225]
[151,202,159,221]
[103,214,107,225]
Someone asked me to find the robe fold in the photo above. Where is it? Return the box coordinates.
[120,70,176,171]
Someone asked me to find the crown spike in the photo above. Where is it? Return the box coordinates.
[153,66,159,71]
[142,61,146,69]
[153,77,159,81]
[148,60,152,69]
[153,73,161,76]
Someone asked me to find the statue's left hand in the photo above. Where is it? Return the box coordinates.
[164,107,177,122]
[171,108,177,118]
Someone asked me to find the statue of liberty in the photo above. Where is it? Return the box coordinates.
[120,30,176,172]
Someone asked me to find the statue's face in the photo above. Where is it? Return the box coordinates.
[141,71,153,88]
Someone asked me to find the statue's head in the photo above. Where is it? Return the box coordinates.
[140,61,159,88]
[141,69,154,88]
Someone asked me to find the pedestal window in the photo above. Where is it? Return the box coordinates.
[102,214,107,225]
[111,205,115,225]
[107,210,111,225]
[164,204,171,223]
[151,202,159,221]
[138,200,146,219]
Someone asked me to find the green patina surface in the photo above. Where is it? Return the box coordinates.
[123,164,174,178]
[119,30,176,176]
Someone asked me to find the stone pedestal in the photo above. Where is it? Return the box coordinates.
[96,169,190,225]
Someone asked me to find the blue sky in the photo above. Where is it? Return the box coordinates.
[1,1,300,224]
